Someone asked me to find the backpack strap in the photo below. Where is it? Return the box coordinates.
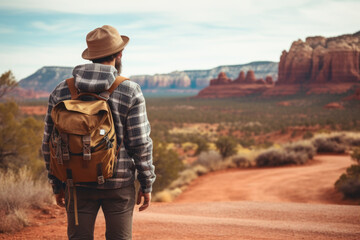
[66,78,79,100]
[109,76,129,94]
[99,76,129,99]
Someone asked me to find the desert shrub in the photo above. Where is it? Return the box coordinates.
[191,164,209,176]
[169,168,198,189]
[256,148,309,167]
[152,140,184,193]
[312,134,347,154]
[345,133,360,147]
[0,168,53,233]
[194,150,222,171]
[350,147,360,164]
[303,131,314,139]
[284,141,316,160]
[335,165,360,199]
[231,154,254,168]
[153,188,182,202]
[238,137,255,148]
[215,136,237,159]
[193,137,209,156]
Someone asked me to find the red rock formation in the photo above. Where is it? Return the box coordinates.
[343,88,360,100]
[324,102,344,109]
[278,32,360,84]
[245,70,256,83]
[233,71,246,84]
[265,76,274,84]
[278,40,313,84]
[210,72,232,85]
[255,78,266,84]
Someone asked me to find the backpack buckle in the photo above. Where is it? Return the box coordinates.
[97,176,105,184]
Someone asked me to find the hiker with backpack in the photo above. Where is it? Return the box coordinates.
[42,25,155,240]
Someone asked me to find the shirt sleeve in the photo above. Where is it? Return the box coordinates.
[125,84,155,193]
[42,92,62,194]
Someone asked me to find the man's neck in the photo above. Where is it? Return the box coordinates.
[100,59,116,67]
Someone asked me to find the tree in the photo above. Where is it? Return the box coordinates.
[193,137,209,156]
[0,71,18,99]
[0,101,44,174]
[215,136,237,159]
[152,139,184,193]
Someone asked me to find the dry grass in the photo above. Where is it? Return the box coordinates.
[0,168,53,233]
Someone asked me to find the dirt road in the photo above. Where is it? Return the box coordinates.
[2,155,360,239]
[175,155,355,204]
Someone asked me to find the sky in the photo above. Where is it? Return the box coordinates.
[0,0,359,81]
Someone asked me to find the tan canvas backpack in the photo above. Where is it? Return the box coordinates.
[49,76,128,185]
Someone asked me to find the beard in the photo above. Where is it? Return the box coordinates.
[115,58,122,75]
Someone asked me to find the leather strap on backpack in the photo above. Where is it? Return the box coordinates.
[66,78,78,100]
[100,76,129,99]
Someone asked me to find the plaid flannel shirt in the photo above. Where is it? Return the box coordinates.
[42,64,155,193]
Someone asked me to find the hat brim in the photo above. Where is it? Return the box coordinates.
[82,35,129,60]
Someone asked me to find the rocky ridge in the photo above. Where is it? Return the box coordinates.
[18,62,278,95]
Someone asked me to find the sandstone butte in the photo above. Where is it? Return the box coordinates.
[197,31,360,98]
[198,71,274,98]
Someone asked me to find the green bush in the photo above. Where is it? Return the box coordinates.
[335,165,360,199]
[256,148,309,167]
[152,140,184,193]
[350,147,360,164]
[284,141,316,160]
[193,137,209,156]
[312,135,347,154]
[303,131,314,139]
[215,136,237,159]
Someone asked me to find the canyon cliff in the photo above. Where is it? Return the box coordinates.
[278,31,360,84]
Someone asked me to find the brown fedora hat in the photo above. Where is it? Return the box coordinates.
[82,25,129,60]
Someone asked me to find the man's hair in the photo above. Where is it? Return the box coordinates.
[91,51,120,63]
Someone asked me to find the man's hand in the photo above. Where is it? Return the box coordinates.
[137,189,151,211]
[55,189,65,207]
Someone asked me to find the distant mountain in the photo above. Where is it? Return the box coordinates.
[18,61,278,93]
[131,61,278,90]
[19,66,73,93]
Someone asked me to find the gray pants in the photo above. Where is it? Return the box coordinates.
[65,184,135,240]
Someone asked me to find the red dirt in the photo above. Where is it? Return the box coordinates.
[2,155,359,240]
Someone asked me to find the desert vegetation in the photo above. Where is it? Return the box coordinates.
[0,71,53,233]
[5,73,359,223]
[334,147,360,199]
[153,132,360,202]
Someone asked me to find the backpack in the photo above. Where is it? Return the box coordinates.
[49,76,128,185]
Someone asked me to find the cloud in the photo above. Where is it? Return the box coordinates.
[0,0,359,80]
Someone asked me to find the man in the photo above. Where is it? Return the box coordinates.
[42,25,155,240]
